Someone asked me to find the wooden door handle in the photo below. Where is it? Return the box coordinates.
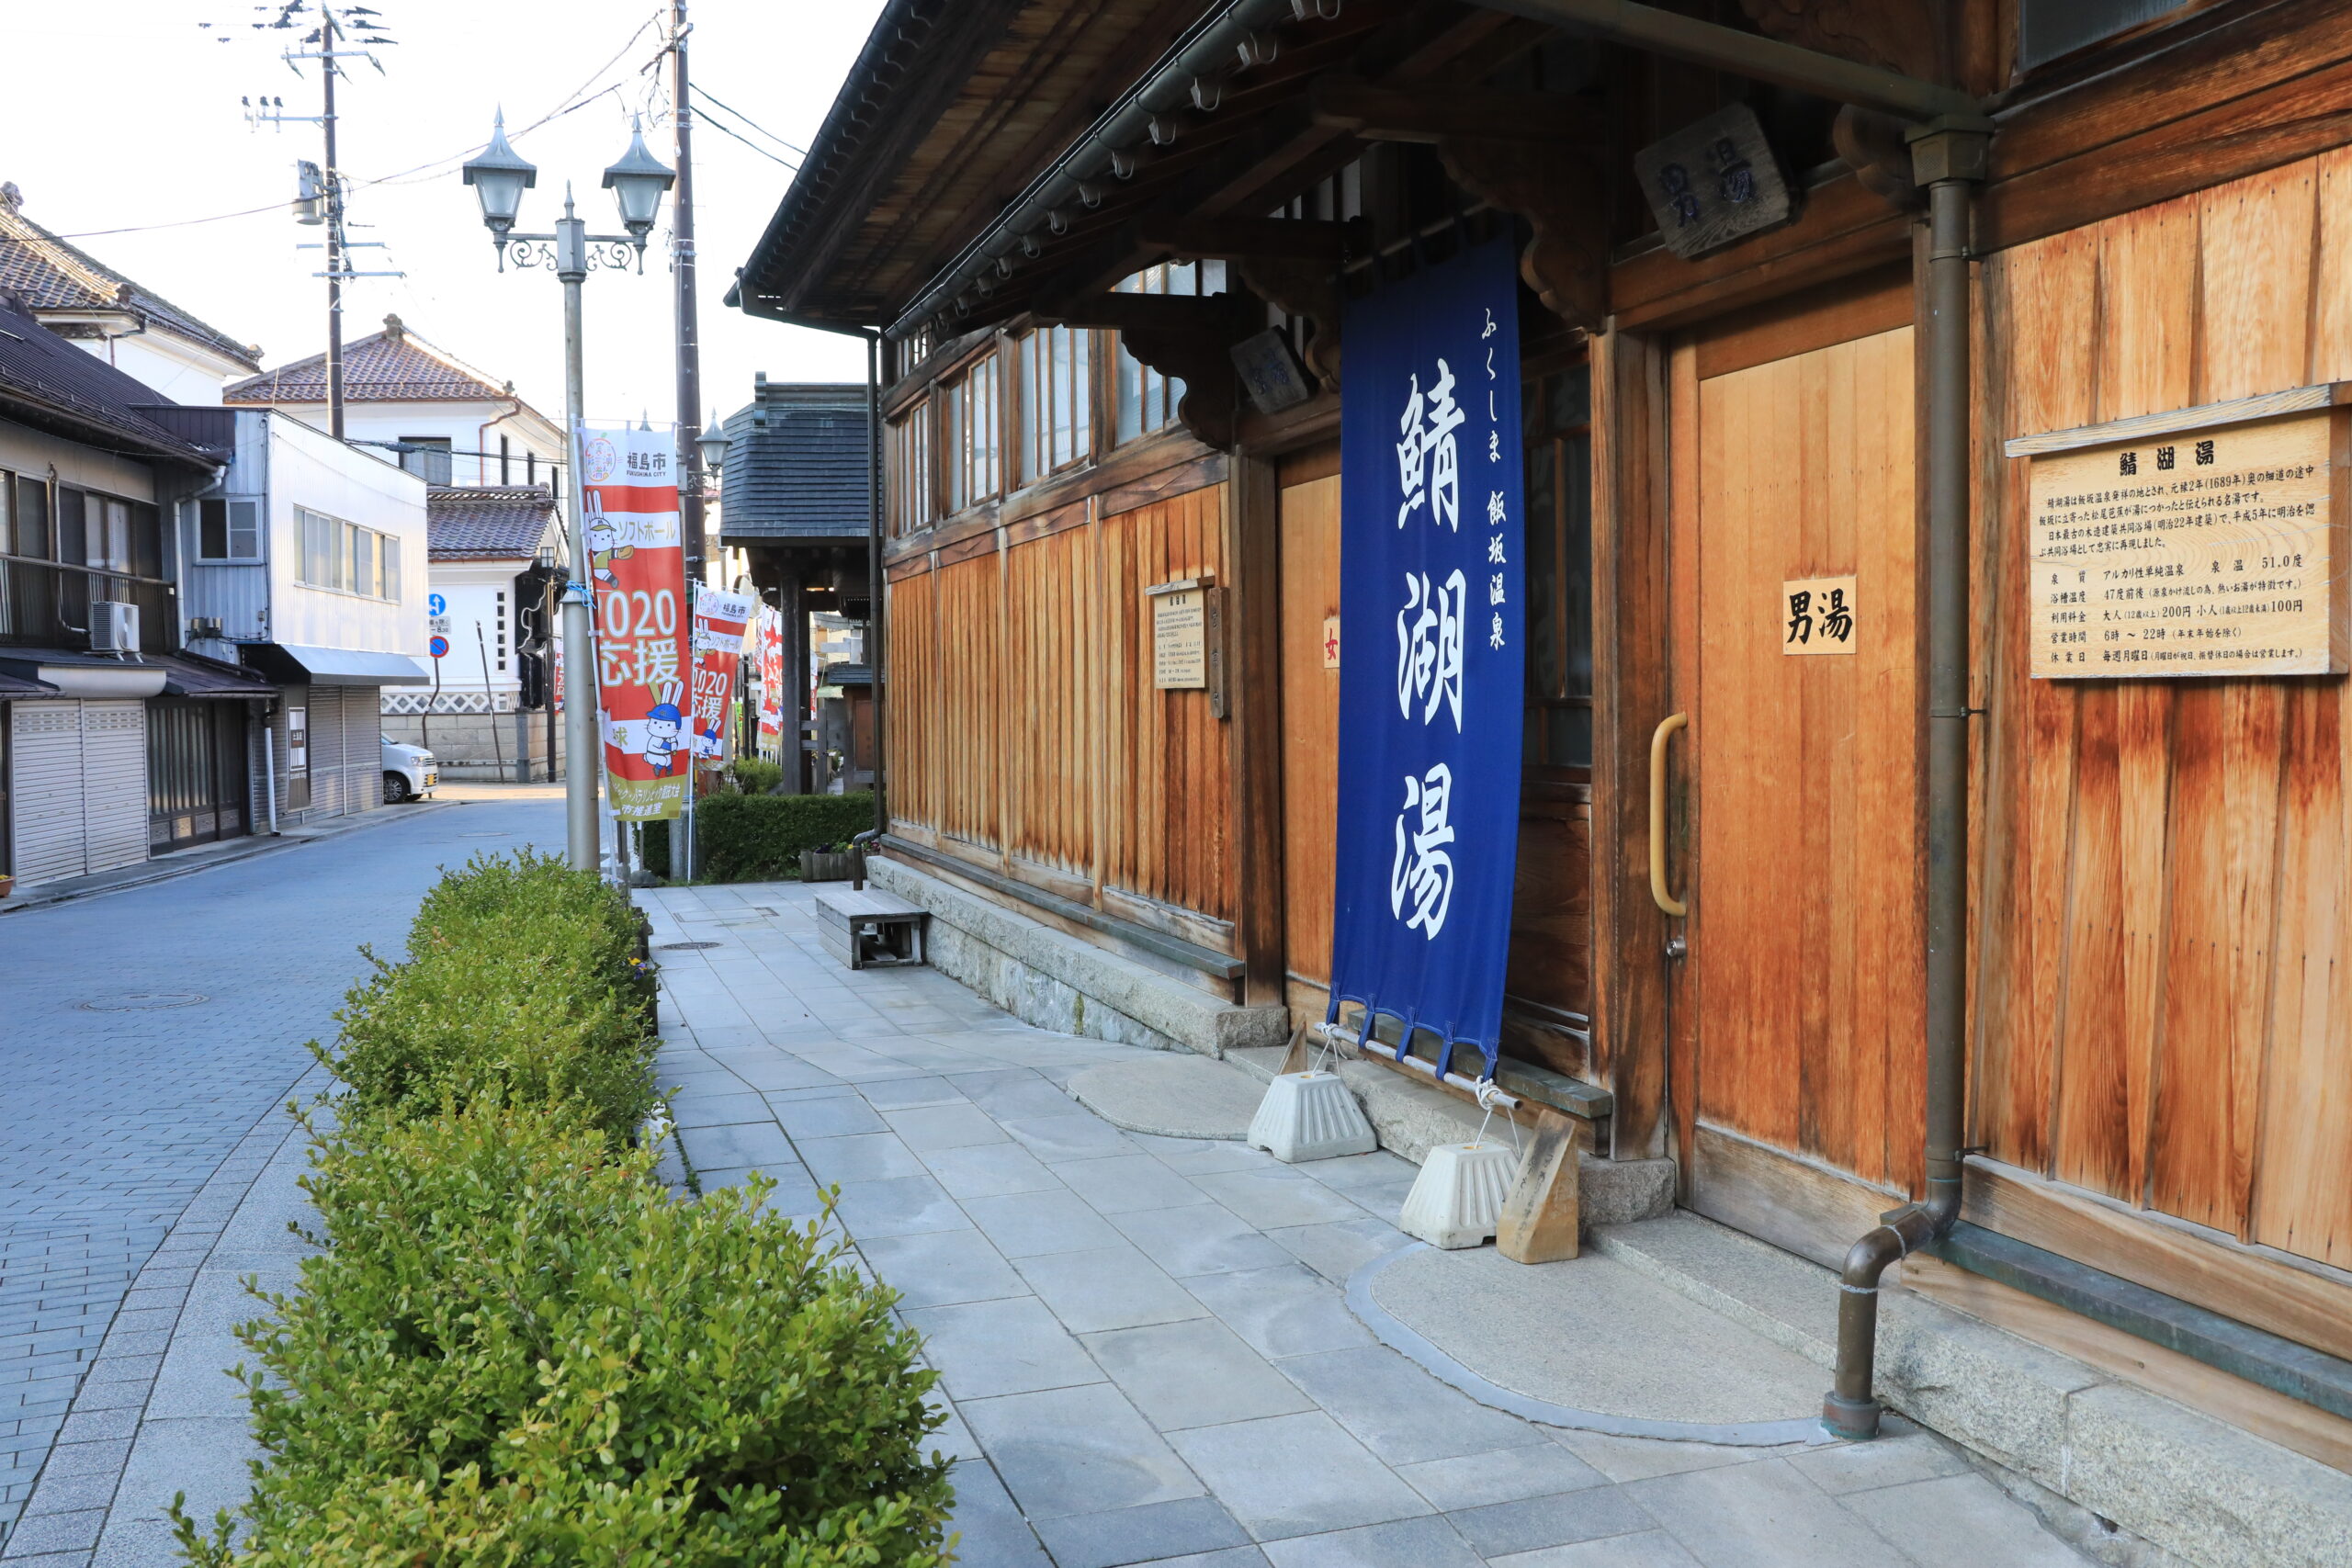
[1649,712,1688,919]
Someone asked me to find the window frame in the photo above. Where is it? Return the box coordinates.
[295,504,402,603]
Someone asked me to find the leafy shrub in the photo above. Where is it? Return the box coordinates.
[319,849,657,1145]
[174,1102,954,1568]
[726,757,786,795]
[645,792,876,882]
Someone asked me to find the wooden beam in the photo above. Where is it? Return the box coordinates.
[1229,452,1289,1008]
[1136,215,1359,263]
[1588,328,1672,1162]
[1310,73,1607,144]
[1029,293,1246,335]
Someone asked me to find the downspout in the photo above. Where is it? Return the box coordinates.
[1823,120,1991,1439]
[865,328,884,840]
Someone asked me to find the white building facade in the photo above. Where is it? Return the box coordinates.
[225,316,569,776]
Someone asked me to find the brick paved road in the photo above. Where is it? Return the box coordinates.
[0,799,561,1547]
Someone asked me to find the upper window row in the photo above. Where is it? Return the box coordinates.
[2,472,164,578]
[887,262,1228,536]
[298,505,403,603]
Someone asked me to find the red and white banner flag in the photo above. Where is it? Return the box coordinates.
[581,425,687,821]
[690,584,757,762]
[755,604,785,756]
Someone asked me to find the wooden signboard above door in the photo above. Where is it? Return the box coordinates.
[2010,388,2352,678]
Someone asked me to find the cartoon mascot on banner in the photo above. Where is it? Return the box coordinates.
[641,679,686,775]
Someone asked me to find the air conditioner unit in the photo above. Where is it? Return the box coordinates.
[91,601,141,654]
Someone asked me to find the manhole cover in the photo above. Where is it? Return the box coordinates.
[81,992,208,1012]
[657,941,720,951]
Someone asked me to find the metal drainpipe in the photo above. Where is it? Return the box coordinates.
[1823,119,1991,1441]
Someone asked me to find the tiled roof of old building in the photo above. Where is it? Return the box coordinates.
[226,314,540,409]
[0,183,262,371]
[0,296,215,467]
[717,382,871,543]
[427,485,559,560]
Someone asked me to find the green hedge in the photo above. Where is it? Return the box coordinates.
[175,1103,952,1568]
[318,848,658,1147]
[645,792,876,882]
[178,851,956,1567]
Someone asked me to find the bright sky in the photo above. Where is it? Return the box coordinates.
[8,0,885,432]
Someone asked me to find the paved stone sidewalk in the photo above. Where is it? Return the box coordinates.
[648,882,2095,1568]
[0,797,561,1552]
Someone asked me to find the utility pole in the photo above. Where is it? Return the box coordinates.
[322,4,345,438]
[671,0,705,585]
[245,2,400,437]
[669,0,707,880]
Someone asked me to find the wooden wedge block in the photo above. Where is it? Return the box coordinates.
[1497,1109,1584,1263]
[1278,1023,1311,1077]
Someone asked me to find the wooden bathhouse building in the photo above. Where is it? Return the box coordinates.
[731,1,2352,1557]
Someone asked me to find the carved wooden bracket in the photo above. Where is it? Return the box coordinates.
[1037,292,1255,447]
[1235,256,1342,392]
[1438,137,1610,334]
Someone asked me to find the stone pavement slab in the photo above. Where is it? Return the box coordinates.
[636,881,2101,1568]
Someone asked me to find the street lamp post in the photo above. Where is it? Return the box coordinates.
[463,115,674,876]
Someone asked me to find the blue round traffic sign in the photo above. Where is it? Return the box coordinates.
[428,592,447,615]
[428,635,449,659]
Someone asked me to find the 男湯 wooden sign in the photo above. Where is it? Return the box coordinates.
[2014,394,2350,678]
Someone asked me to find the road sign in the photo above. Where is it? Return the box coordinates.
[428,592,447,616]
[428,635,449,660]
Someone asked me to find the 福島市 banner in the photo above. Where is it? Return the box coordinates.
[690,584,758,762]
[755,605,785,757]
[582,425,688,821]
[1329,236,1526,1080]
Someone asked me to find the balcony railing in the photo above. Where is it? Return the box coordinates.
[0,556,176,655]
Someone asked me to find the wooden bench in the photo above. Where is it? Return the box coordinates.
[811,887,930,972]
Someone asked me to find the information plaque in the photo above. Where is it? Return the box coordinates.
[1148,578,1210,689]
[2025,406,2348,678]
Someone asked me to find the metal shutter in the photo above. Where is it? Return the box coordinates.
[80,701,148,874]
[11,703,85,885]
[311,688,345,815]
[345,686,379,813]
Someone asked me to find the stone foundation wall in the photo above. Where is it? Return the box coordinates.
[381,708,560,782]
[867,854,1289,1057]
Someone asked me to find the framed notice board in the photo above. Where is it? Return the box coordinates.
[2009,387,2352,678]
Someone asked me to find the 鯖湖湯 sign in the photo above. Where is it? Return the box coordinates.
[2021,402,2348,678]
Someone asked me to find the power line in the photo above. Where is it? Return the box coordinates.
[688,84,805,157]
[693,106,799,171]
[0,13,664,244]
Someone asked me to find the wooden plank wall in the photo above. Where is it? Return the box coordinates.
[1101,486,1233,922]
[1973,151,2352,1269]
[883,481,1236,937]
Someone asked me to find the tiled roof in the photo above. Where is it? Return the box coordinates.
[0,185,262,371]
[0,297,215,467]
[428,485,559,560]
[717,382,872,543]
[225,315,540,409]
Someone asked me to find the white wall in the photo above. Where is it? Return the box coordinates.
[263,412,428,657]
[425,559,527,697]
[68,333,244,406]
[267,399,566,488]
